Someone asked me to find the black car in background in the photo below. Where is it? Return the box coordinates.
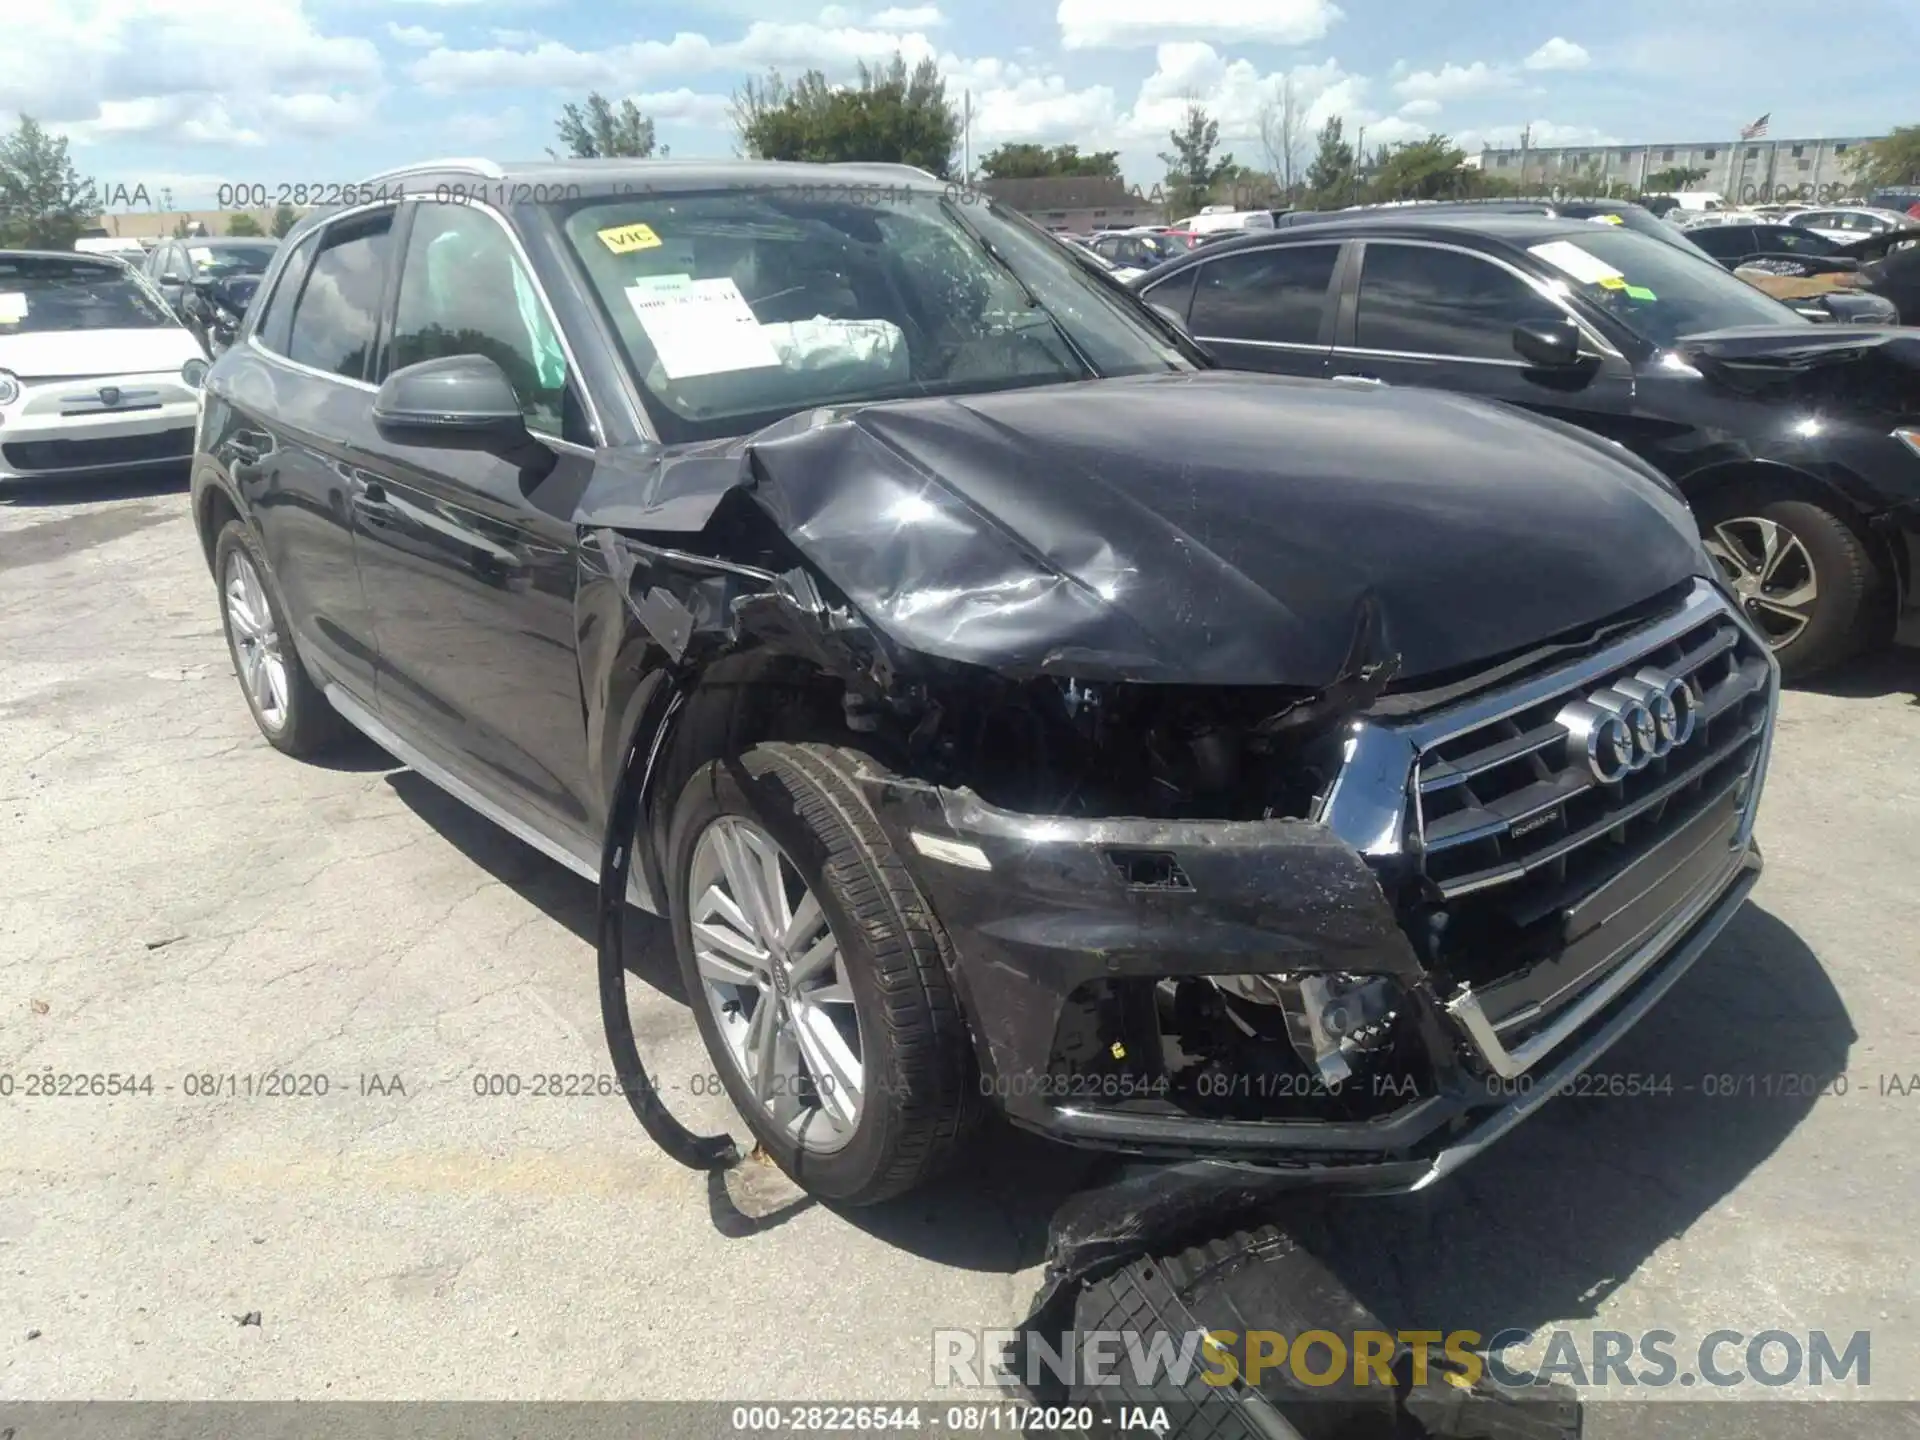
[1134,214,1920,677]
[190,159,1777,1214]
[143,237,280,352]
[1273,196,1712,257]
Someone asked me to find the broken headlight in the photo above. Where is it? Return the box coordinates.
[1211,972,1401,1085]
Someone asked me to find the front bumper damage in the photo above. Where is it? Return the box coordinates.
[859,769,1764,1194]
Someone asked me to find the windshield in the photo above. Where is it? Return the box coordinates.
[0,255,177,333]
[1525,228,1804,348]
[553,187,1194,443]
[189,243,278,277]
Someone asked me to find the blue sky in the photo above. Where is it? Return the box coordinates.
[7,0,1917,210]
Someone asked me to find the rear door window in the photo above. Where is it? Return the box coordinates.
[284,211,394,382]
[1186,244,1339,345]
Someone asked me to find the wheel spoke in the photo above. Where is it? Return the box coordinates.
[749,996,781,1104]
[1754,519,1786,584]
[692,890,768,968]
[1765,574,1818,613]
[786,929,839,988]
[1709,524,1761,577]
[692,925,762,987]
[715,822,779,945]
[262,656,289,718]
[792,1006,862,1132]
[780,889,826,956]
[692,880,753,939]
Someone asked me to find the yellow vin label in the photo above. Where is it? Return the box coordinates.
[598,222,663,253]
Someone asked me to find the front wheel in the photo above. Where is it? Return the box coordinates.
[1696,492,1882,680]
[664,742,976,1205]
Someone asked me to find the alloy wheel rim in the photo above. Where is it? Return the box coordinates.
[1703,517,1819,649]
[688,816,865,1154]
[223,550,290,732]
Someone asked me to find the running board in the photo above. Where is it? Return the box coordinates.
[322,685,659,914]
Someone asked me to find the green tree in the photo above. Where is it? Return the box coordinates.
[976,143,1121,180]
[733,55,958,177]
[1159,103,1235,217]
[1847,126,1920,190]
[1644,165,1709,192]
[1365,134,1470,202]
[270,202,299,238]
[1302,115,1355,209]
[0,115,98,249]
[226,212,264,236]
[553,92,663,159]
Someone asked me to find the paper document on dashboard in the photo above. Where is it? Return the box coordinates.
[624,275,782,379]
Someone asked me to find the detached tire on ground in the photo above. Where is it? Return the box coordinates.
[664,741,976,1205]
[1060,1227,1581,1440]
[1694,488,1882,680]
[212,520,350,758]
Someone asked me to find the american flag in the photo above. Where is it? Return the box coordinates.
[1740,113,1770,140]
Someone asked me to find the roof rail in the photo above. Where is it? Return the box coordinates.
[362,157,506,183]
[832,161,939,180]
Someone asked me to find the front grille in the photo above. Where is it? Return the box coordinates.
[2,428,194,472]
[1392,584,1773,1034]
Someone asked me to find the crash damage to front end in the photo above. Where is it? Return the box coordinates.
[576,371,1782,1207]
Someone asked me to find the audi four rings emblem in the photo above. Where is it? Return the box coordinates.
[1556,667,1698,782]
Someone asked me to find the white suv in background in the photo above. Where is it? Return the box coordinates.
[0,251,208,485]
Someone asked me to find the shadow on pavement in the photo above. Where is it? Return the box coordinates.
[1795,643,1920,704]
[0,467,189,508]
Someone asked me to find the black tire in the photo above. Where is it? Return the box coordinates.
[212,519,350,757]
[664,741,976,1205]
[1062,1227,1581,1440]
[1695,488,1882,681]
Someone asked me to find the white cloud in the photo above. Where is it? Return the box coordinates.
[817,4,856,22]
[386,22,443,46]
[489,27,544,45]
[1460,119,1621,150]
[972,75,1118,141]
[1523,37,1589,71]
[409,19,949,92]
[1392,60,1514,104]
[633,88,735,128]
[870,5,943,27]
[1396,98,1441,119]
[1058,0,1342,50]
[2,0,382,143]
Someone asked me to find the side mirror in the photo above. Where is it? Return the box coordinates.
[1512,317,1584,369]
[372,355,554,477]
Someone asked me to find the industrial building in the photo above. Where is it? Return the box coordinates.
[1476,134,1882,202]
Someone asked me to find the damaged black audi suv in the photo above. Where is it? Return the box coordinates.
[189,160,1781,1206]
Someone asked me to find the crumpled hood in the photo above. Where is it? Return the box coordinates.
[646,370,1706,688]
[0,326,202,380]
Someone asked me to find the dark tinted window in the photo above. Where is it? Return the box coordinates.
[1687,226,1755,259]
[389,203,576,441]
[285,211,393,381]
[1187,244,1338,344]
[253,232,318,355]
[1754,226,1837,254]
[1139,265,1197,325]
[1355,243,1565,360]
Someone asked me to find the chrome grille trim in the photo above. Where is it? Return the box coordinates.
[1315,577,1780,1082]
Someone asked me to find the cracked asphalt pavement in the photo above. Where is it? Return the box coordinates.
[2,475,1917,1414]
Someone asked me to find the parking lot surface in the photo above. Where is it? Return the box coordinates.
[2,476,1917,1416]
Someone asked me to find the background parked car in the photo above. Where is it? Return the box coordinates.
[1132,215,1920,678]
[1780,206,1917,244]
[143,237,280,353]
[0,250,208,486]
